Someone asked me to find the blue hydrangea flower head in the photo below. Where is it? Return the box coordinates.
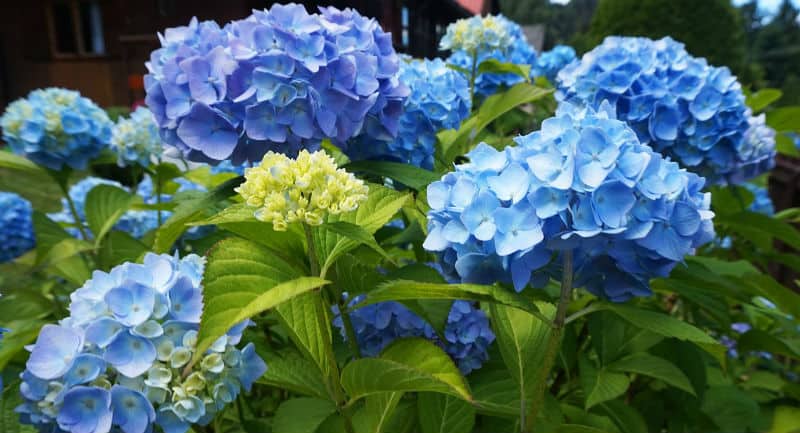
[743,183,774,215]
[341,57,471,169]
[0,191,35,263]
[333,296,494,375]
[446,15,537,97]
[145,5,408,165]
[532,45,576,83]
[111,107,162,167]
[557,36,776,184]
[18,253,267,433]
[0,88,112,170]
[209,160,247,176]
[424,102,715,301]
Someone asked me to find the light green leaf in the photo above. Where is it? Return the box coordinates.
[153,176,241,253]
[85,185,135,245]
[258,349,329,400]
[353,392,404,433]
[768,406,800,433]
[364,280,549,322]
[418,393,476,433]
[767,106,800,132]
[321,221,395,264]
[315,185,409,276]
[490,302,555,409]
[607,353,694,395]
[32,211,72,257]
[777,133,800,157]
[0,151,47,175]
[600,304,725,366]
[341,338,472,402]
[471,371,519,418]
[275,293,341,403]
[437,83,553,167]
[477,59,531,80]
[585,370,630,409]
[194,237,329,363]
[188,202,254,226]
[746,88,782,112]
[272,398,337,433]
[344,160,440,190]
[0,320,44,370]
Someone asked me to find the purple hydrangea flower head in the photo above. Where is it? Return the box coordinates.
[0,88,112,170]
[342,57,471,169]
[424,102,715,301]
[446,15,537,98]
[333,297,494,374]
[532,45,576,83]
[557,36,776,184]
[17,253,267,433]
[145,5,408,166]
[0,191,35,263]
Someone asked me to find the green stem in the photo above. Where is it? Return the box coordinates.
[469,49,479,109]
[303,223,320,277]
[339,300,362,359]
[523,249,573,433]
[156,158,163,226]
[58,179,91,242]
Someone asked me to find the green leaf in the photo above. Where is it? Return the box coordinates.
[341,338,472,402]
[272,398,337,433]
[84,185,135,245]
[599,304,726,366]
[344,160,440,190]
[219,220,307,268]
[418,393,476,433]
[606,353,694,395]
[353,392,404,433]
[737,329,800,359]
[585,370,630,409]
[489,302,555,408]
[701,386,760,432]
[0,320,44,370]
[746,88,782,112]
[595,400,648,433]
[1,380,38,433]
[99,231,149,268]
[275,293,341,403]
[554,425,612,433]
[258,349,329,400]
[437,83,553,167]
[321,221,395,264]
[777,133,800,157]
[365,280,548,322]
[194,237,329,363]
[768,406,800,433]
[189,202,254,226]
[0,151,47,175]
[767,106,800,132]
[153,176,241,253]
[470,370,519,418]
[477,59,532,80]
[716,211,800,251]
[314,185,409,276]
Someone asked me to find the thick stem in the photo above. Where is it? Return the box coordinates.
[303,223,320,277]
[523,250,573,433]
[469,49,478,109]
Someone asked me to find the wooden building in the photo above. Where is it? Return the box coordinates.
[0,0,496,110]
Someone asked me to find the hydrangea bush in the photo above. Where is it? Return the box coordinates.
[144,4,408,165]
[557,36,776,184]
[0,192,35,263]
[0,88,112,170]
[1,7,799,433]
[17,253,266,433]
[342,57,471,169]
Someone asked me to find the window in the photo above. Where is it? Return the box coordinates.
[47,0,106,58]
[401,6,410,49]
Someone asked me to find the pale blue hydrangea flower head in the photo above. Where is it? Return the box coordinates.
[743,183,774,215]
[446,15,537,97]
[145,5,408,166]
[0,191,35,263]
[342,57,471,169]
[111,106,162,167]
[0,88,112,170]
[17,253,267,433]
[557,36,775,184]
[424,102,715,301]
[532,45,576,83]
[333,297,494,375]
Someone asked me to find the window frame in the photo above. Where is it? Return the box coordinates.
[45,0,107,59]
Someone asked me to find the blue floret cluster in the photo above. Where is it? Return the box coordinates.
[334,298,495,374]
[533,45,576,84]
[342,58,471,169]
[0,191,35,263]
[557,36,775,184]
[743,182,774,216]
[446,15,537,98]
[110,107,162,168]
[17,253,266,433]
[49,176,205,240]
[144,4,408,165]
[424,102,715,301]
[0,88,112,170]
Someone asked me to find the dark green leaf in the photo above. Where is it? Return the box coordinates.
[272,398,337,433]
[84,185,135,245]
[606,353,694,395]
[344,160,440,190]
[595,400,648,433]
[258,349,329,400]
[418,393,476,433]
[1,380,38,433]
[737,329,800,359]
[701,386,760,432]
[0,320,44,370]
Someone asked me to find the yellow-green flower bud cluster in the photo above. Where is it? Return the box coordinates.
[237,150,369,231]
